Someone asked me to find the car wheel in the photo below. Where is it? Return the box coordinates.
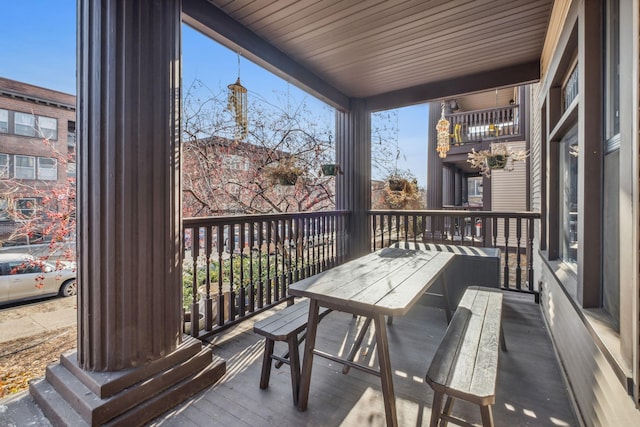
[59,279,77,297]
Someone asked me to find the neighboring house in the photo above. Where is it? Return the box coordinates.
[0,77,76,245]
[426,86,529,213]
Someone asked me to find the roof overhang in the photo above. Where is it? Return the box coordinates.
[182,0,553,112]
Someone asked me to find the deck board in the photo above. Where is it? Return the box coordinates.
[0,292,578,427]
[151,291,578,427]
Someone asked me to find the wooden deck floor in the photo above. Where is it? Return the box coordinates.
[149,291,579,427]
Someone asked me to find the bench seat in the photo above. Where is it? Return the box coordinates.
[425,286,505,427]
[253,299,331,405]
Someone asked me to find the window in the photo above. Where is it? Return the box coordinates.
[604,0,620,142]
[37,116,58,140]
[223,154,250,171]
[67,121,76,154]
[37,157,57,180]
[15,198,36,219]
[15,155,35,179]
[8,261,42,275]
[559,126,578,267]
[0,198,9,221]
[0,109,7,133]
[14,112,36,137]
[467,177,483,197]
[0,154,8,179]
[67,162,76,179]
[562,64,579,112]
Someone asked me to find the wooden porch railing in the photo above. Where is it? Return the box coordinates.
[447,104,521,144]
[182,211,349,339]
[369,210,540,297]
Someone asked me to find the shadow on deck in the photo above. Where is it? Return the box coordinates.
[0,292,578,426]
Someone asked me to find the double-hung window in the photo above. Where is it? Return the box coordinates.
[38,157,57,180]
[0,109,8,133]
[0,154,8,179]
[15,155,36,179]
[14,112,36,137]
[37,116,58,140]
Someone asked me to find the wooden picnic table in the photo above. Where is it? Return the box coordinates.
[289,247,456,427]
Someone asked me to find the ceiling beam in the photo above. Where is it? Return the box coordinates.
[366,60,541,112]
[181,0,350,111]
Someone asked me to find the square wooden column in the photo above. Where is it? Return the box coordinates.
[336,99,371,259]
[30,1,225,425]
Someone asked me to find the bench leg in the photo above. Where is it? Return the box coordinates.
[480,405,494,427]
[429,391,445,427]
[287,334,301,406]
[260,338,275,389]
[442,396,455,427]
[500,327,507,352]
[342,316,373,374]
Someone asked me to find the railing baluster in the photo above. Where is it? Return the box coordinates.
[503,218,510,289]
[267,220,273,305]
[204,226,213,331]
[216,226,224,326]
[239,222,246,317]
[257,220,264,309]
[528,218,536,298]
[516,217,522,290]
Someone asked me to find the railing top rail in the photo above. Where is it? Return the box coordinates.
[446,104,520,118]
[369,209,540,219]
[184,210,350,227]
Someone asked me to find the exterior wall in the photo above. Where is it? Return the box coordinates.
[531,0,640,423]
[0,77,76,243]
[491,140,528,247]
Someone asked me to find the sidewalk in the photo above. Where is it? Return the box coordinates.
[0,297,77,344]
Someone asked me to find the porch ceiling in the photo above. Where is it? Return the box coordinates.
[183,0,553,111]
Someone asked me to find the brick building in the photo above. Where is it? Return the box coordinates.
[0,77,76,245]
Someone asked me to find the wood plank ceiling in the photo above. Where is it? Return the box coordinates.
[184,0,553,111]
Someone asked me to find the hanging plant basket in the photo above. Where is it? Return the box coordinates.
[321,164,341,176]
[486,155,507,170]
[388,178,406,191]
[277,174,299,185]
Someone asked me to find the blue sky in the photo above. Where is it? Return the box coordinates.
[0,0,428,185]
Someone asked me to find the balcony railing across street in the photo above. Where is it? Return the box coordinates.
[182,209,539,337]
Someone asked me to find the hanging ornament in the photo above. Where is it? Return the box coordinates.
[436,102,451,159]
[227,53,248,140]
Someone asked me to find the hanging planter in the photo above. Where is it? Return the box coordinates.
[266,158,304,186]
[321,164,342,176]
[278,174,299,185]
[387,178,406,191]
[486,154,507,170]
[467,143,529,177]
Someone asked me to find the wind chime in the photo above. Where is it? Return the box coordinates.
[436,102,451,158]
[227,53,248,140]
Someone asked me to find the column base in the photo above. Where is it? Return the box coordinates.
[30,337,225,426]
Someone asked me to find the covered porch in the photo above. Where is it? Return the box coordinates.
[4,0,640,426]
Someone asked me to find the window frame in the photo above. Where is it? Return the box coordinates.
[14,112,36,137]
[0,153,8,179]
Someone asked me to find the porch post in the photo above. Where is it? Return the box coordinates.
[30,1,225,424]
[336,99,371,258]
[426,101,443,209]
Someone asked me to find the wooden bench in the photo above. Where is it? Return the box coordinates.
[253,299,331,405]
[425,286,506,427]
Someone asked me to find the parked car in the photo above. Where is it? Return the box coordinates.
[0,254,77,305]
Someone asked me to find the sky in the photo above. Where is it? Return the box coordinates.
[0,0,429,186]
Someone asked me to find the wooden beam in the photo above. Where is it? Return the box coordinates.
[366,60,541,112]
[181,0,350,111]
